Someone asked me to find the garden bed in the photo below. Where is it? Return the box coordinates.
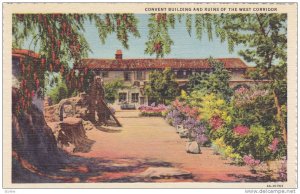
[161,87,287,181]
[138,104,167,117]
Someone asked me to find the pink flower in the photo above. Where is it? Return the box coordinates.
[243,155,260,167]
[172,99,183,109]
[31,90,35,98]
[235,86,249,94]
[139,104,167,114]
[176,105,199,119]
[209,116,224,130]
[268,138,279,153]
[233,125,250,136]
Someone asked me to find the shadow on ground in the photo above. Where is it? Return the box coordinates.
[95,126,122,133]
[12,149,186,183]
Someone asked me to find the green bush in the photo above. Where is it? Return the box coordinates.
[103,79,124,103]
[186,58,233,100]
[47,78,69,104]
[223,124,286,161]
[145,68,179,104]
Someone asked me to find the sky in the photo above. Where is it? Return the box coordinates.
[84,14,246,60]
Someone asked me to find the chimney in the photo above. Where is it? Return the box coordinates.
[115,49,122,60]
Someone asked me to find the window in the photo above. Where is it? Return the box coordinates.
[185,71,192,77]
[176,70,184,79]
[102,71,109,78]
[124,72,131,81]
[119,93,127,102]
[131,93,139,103]
[136,71,144,80]
[176,70,189,79]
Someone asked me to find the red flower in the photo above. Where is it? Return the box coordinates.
[209,116,224,130]
[172,99,183,109]
[38,14,43,22]
[117,18,121,26]
[57,40,61,48]
[62,22,67,32]
[268,138,279,153]
[52,51,56,62]
[41,58,46,65]
[35,79,40,89]
[31,90,35,98]
[21,79,27,88]
[27,90,31,99]
[233,125,250,136]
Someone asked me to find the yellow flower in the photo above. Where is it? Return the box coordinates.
[216,99,225,106]
[181,90,188,99]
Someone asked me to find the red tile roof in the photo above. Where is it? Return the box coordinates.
[12,49,40,58]
[78,58,248,70]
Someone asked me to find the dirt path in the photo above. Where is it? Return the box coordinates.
[67,110,267,182]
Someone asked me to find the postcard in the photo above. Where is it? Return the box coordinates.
[2,2,297,189]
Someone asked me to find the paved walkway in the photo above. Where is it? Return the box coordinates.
[69,110,267,182]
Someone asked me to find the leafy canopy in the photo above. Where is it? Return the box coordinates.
[187,58,233,100]
[145,67,179,104]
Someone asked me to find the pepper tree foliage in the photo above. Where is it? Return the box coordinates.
[12,13,140,114]
[145,14,219,58]
[144,14,176,58]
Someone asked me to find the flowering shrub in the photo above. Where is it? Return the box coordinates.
[278,159,287,181]
[234,87,269,107]
[211,137,226,156]
[180,105,198,119]
[192,123,208,145]
[209,116,224,130]
[233,125,250,136]
[172,116,184,127]
[165,109,181,125]
[234,86,249,94]
[139,104,167,117]
[199,93,232,125]
[243,155,260,169]
[172,99,183,110]
[165,84,286,168]
[196,134,208,145]
[182,117,208,145]
[268,138,279,153]
[211,137,242,164]
[224,125,287,162]
[183,117,197,130]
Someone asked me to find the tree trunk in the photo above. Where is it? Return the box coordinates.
[87,82,97,122]
[58,118,95,153]
[12,88,63,172]
[273,90,287,145]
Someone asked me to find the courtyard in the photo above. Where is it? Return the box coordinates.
[65,110,268,182]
